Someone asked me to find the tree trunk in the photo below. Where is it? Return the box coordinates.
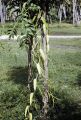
[58,4,66,23]
[58,6,62,23]
[41,12,49,120]
[0,1,5,24]
[27,38,33,91]
[73,0,79,26]
[63,5,66,19]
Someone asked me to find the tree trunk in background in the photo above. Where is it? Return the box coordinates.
[58,4,66,23]
[80,8,81,19]
[63,5,66,19]
[0,0,5,24]
[58,5,62,23]
[73,0,79,26]
[73,0,76,25]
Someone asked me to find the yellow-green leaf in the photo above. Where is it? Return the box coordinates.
[46,35,49,44]
[33,78,37,91]
[23,2,27,9]
[32,15,37,22]
[39,48,46,61]
[43,24,46,34]
[36,63,42,75]
[41,17,48,28]
[25,105,29,117]
[29,112,32,120]
[30,93,34,105]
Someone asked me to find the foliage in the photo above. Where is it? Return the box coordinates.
[48,7,58,22]
[8,0,51,119]
[8,3,39,120]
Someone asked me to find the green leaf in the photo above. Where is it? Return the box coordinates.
[25,105,30,117]
[43,24,47,35]
[29,112,32,120]
[36,63,42,75]
[41,16,48,28]
[22,2,27,10]
[39,48,46,61]
[46,35,49,44]
[30,93,34,105]
[33,78,37,91]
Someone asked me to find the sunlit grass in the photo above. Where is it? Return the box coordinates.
[50,38,81,47]
[49,23,81,35]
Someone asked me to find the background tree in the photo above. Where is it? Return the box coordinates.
[0,0,6,23]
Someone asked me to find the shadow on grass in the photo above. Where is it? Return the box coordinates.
[49,97,81,120]
[6,66,81,120]
[7,66,37,86]
[76,73,81,86]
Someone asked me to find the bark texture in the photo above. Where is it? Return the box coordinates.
[0,0,5,23]
[73,0,79,25]
[41,12,49,120]
[27,38,33,91]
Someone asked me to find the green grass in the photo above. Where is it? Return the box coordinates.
[49,23,81,35]
[0,23,14,35]
[49,39,81,119]
[49,43,81,90]
[49,39,81,99]
[0,42,28,119]
[1,39,81,119]
[0,22,21,35]
[50,38,81,48]
[0,22,81,35]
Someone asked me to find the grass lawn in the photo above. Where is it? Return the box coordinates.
[0,39,81,119]
[0,22,81,35]
[49,23,81,35]
[0,22,21,35]
[0,23,14,35]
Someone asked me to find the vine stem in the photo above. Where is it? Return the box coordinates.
[41,15,49,120]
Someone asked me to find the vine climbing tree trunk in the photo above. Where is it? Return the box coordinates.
[27,38,33,90]
[41,11,49,120]
[42,33,49,120]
